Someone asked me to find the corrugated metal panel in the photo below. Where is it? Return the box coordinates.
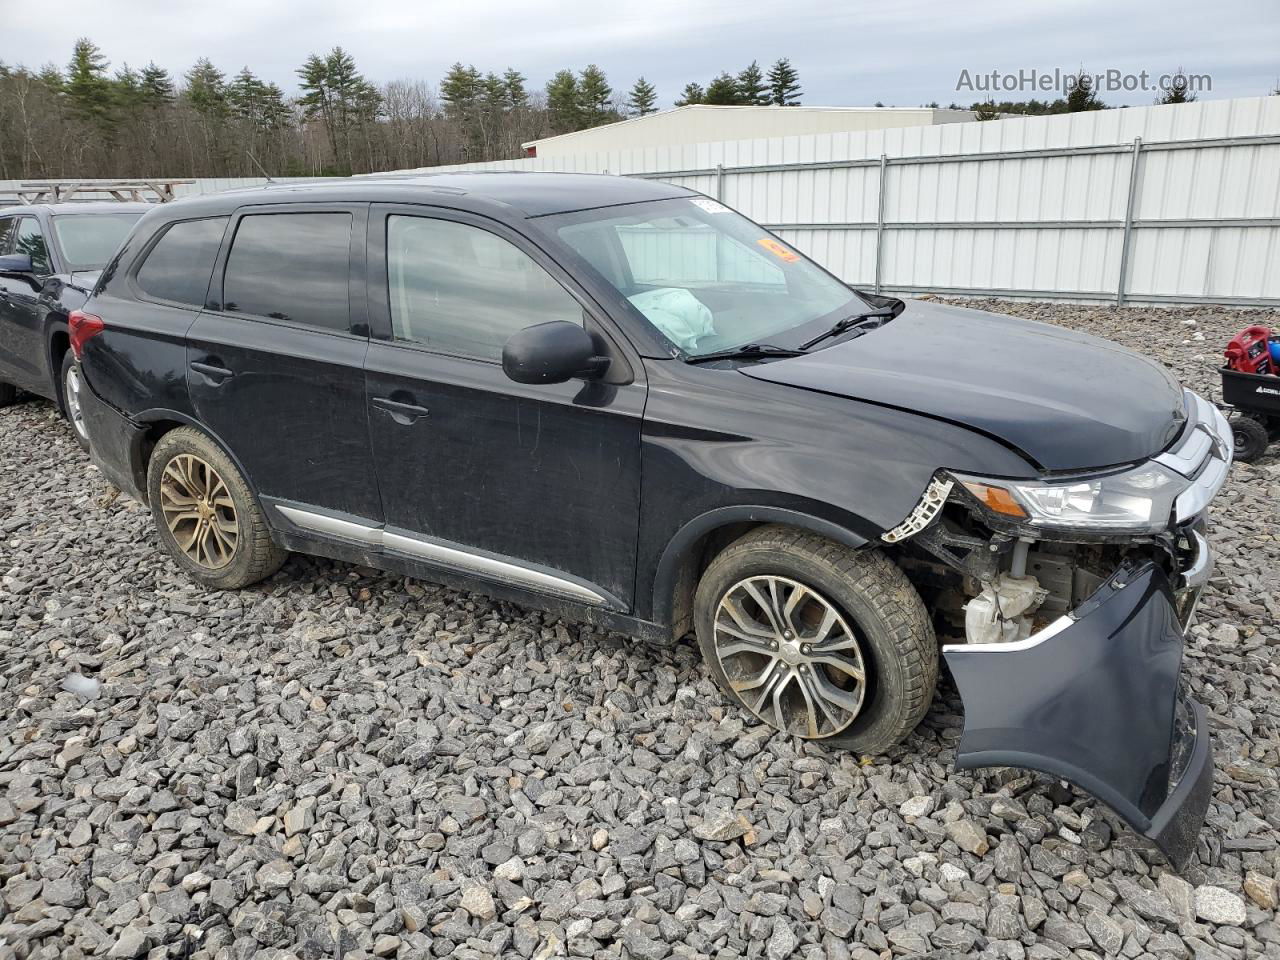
[5,97,1278,306]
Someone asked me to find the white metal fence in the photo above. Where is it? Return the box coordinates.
[4,96,1278,307]
[392,95,1280,308]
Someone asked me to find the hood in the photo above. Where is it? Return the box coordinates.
[741,299,1186,471]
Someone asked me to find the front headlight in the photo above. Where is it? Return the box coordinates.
[954,462,1188,534]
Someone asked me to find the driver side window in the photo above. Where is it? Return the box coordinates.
[386,215,583,362]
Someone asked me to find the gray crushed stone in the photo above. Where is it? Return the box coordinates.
[1,300,1278,959]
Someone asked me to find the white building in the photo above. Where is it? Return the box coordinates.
[521,104,978,158]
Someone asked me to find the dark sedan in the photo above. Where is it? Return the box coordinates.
[0,201,146,448]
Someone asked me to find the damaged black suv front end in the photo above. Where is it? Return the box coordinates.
[886,391,1230,867]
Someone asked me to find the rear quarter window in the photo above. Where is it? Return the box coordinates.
[136,217,229,307]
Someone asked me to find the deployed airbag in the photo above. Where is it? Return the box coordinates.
[627,288,715,351]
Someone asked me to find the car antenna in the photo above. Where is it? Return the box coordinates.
[247,151,275,183]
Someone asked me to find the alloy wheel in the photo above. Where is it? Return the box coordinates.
[712,575,868,739]
[64,364,88,442]
[158,453,238,569]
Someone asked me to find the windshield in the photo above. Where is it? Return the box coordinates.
[546,197,863,356]
[52,213,143,271]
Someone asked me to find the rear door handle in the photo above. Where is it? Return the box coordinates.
[190,361,234,383]
[371,396,429,425]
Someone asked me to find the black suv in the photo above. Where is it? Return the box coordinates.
[75,173,1229,865]
[0,201,146,448]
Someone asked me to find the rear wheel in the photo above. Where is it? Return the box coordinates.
[60,353,90,451]
[694,525,938,754]
[146,427,287,589]
[1231,415,1269,463]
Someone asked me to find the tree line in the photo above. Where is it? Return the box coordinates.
[0,40,807,180]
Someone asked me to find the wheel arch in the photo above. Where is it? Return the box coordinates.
[47,323,70,415]
[650,505,870,637]
[130,410,264,507]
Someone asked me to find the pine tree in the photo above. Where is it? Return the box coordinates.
[703,72,741,105]
[627,76,657,115]
[440,62,481,121]
[228,68,270,126]
[503,68,528,109]
[578,64,613,125]
[974,100,1000,121]
[112,64,142,125]
[766,58,802,106]
[675,82,704,106]
[1156,67,1197,104]
[736,61,768,105]
[297,48,380,171]
[66,38,114,125]
[37,64,65,92]
[258,82,291,130]
[1064,69,1104,112]
[139,62,174,106]
[185,58,227,118]
[546,69,581,130]
[325,47,381,124]
[481,72,507,111]
[115,64,140,99]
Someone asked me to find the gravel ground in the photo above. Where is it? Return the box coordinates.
[1,301,1278,960]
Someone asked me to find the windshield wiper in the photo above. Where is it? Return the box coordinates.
[685,343,807,365]
[798,307,896,351]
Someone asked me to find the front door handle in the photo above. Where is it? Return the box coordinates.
[190,361,234,383]
[372,396,429,425]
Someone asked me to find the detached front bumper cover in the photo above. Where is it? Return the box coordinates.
[945,561,1213,868]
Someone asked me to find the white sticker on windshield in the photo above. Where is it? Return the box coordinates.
[689,197,731,215]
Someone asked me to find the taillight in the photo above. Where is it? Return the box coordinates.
[68,310,104,359]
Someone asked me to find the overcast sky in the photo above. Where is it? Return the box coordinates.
[5,0,1278,108]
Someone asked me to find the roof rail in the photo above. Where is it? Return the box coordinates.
[8,179,196,204]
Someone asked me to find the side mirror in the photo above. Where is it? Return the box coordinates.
[502,321,610,385]
[0,253,34,277]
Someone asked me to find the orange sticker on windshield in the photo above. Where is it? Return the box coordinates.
[757,237,799,262]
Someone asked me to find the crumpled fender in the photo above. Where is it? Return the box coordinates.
[944,562,1213,868]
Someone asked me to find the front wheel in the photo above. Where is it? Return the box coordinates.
[694,525,938,755]
[60,353,90,452]
[146,427,288,590]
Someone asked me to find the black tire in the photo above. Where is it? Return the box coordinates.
[694,524,938,755]
[0,381,15,407]
[146,427,288,589]
[1231,415,1269,463]
[60,352,91,452]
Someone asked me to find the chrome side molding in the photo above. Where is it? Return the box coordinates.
[275,505,381,545]
[273,503,609,607]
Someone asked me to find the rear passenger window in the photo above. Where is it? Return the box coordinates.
[223,213,352,331]
[137,217,227,306]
